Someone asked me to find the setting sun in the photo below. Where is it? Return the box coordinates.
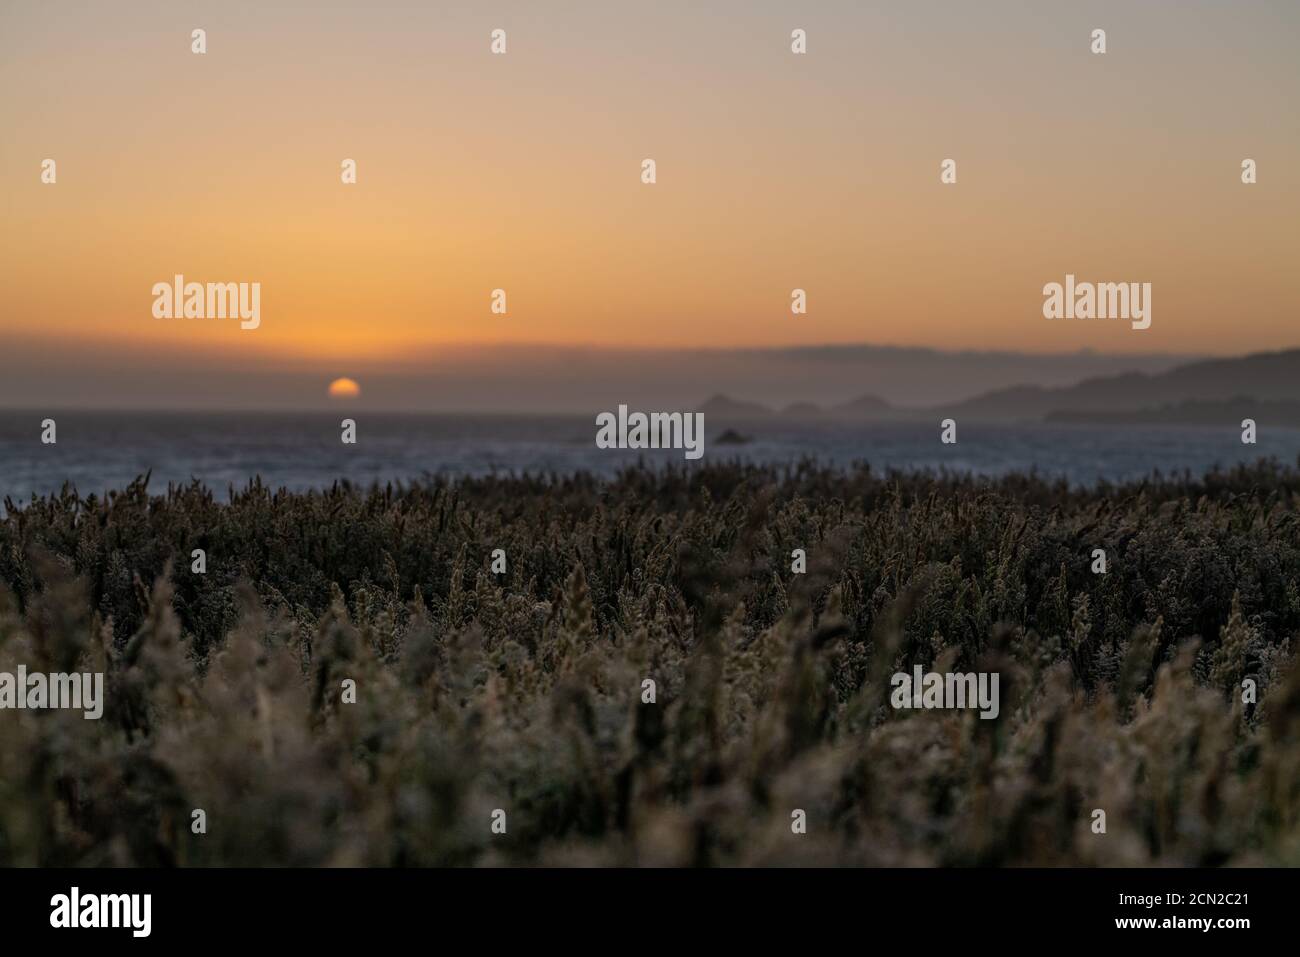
[327,377,361,399]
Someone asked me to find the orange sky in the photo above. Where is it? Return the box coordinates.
[2,0,1298,375]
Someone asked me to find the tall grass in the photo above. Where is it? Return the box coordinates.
[2,459,1298,865]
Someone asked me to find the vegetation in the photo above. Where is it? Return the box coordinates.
[2,459,1299,866]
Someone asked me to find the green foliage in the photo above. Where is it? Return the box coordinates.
[1,459,1299,865]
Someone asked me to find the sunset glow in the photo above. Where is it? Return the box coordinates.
[327,377,361,399]
[2,1,1298,413]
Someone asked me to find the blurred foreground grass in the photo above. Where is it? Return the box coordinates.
[2,460,1299,866]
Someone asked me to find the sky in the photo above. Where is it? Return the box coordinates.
[2,1,1297,410]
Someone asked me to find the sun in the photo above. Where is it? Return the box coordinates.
[327,377,361,399]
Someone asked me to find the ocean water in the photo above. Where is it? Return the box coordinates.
[2,411,1299,502]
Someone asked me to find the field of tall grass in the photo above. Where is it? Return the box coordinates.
[2,460,1299,866]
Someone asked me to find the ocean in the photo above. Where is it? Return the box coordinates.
[3,410,1299,502]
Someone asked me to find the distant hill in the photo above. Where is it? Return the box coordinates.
[702,392,902,422]
[944,349,1300,421]
[1047,396,1300,427]
[782,401,825,418]
[699,394,774,419]
[831,394,895,417]
[699,349,1300,426]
